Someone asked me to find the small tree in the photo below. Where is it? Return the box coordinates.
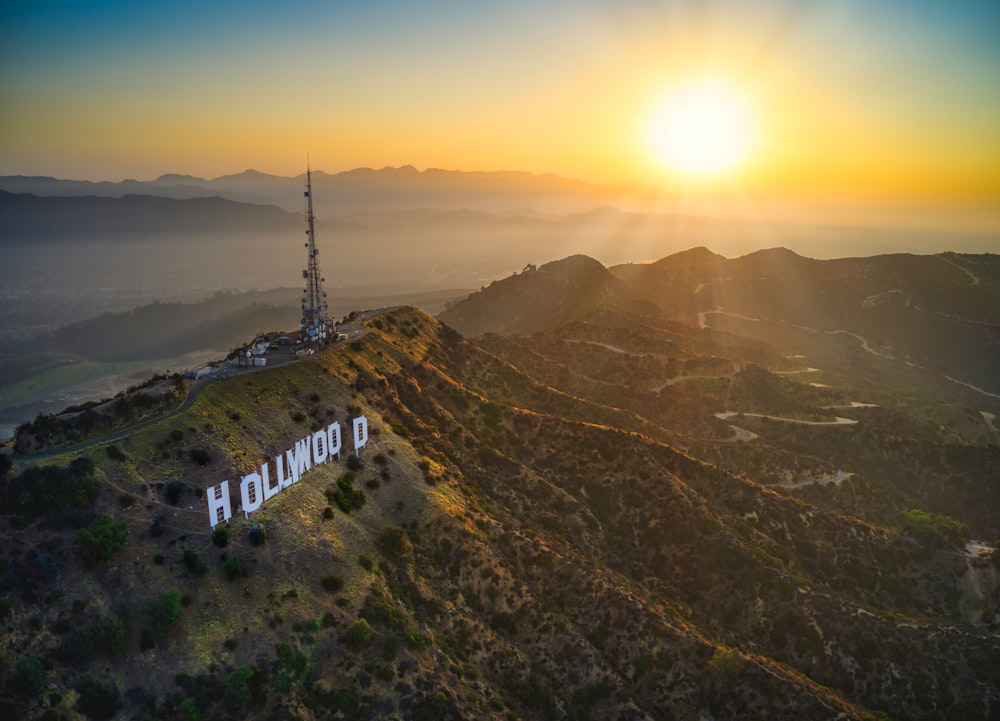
[342,618,372,649]
[212,524,231,547]
[377,525,411,559]
[76,515,127,567]
[321,574,344,593]
[903,509,944,547]
[248,523,266,546]
[147,588,182,640]
[225,666,254,714]
[74,676,121,720]
[224,556,249,580]
[13,655,45,697]
[706,648,744,685]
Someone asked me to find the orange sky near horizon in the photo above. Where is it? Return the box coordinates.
[1,1,998,209]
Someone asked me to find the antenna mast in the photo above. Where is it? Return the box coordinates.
[300,157,329,346]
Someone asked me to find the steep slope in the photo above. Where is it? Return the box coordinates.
[449,253,1000,537]
[2,307,998,720]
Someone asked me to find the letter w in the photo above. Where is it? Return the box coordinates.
[285,436,313,484]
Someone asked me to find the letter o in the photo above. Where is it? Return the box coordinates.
[313,430,328,465]
[241,473,263,513]
[327,422,342,457]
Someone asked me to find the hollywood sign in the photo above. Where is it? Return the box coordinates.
[206,416,368,528]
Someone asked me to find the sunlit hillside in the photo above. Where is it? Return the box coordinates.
[2,291,998,719]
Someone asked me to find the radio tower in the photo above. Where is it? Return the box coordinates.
[300,160,329,346]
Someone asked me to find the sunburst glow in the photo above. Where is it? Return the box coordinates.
[648,83,753,176]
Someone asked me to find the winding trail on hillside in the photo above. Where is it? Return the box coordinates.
[946,376,1000,401]
[651,372,736,393]
[778,470,854,490]
[714,411,858,426]
[940,255,981,286]
[4,314,380,464]
[698,309,763,330]
[713,409,860,442]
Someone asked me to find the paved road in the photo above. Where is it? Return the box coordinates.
[3,308,393,464]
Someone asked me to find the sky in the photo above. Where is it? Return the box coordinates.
[2,0,999,207]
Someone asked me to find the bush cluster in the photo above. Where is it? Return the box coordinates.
[76,515,127,567]
[326,473,366,514]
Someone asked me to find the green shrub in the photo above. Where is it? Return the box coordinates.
[147,588,182,639]
[405,629,428,651]
[212,524,231,547]
[183,549,207,576]
[342,618,372,648]
[189,448,211,466]
[248,523,266,546]
[706,648,744,684]
[321,574,344,593]
[74,676,121,720]
[13,655,45,697]
[165,480,185,504]
[106,445,126,462]
[89,614,126,656]
[377,525,411,558]
[179,697,198,721]
[224,556,249,580]
[326,473,366,513]
[225,666,254,714]
[0,458,98,519]
[76,515,127,567]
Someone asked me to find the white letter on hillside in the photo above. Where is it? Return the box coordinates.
[284,435,312,485]
[277,449,294,488]
[312,430,328,466]
[353,415,368,453]
[327,422,342,458]
[207,481,232,528]
[262,459,281,501]
[240,473,263,516]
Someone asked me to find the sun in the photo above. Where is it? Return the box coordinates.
[647,83,753,176]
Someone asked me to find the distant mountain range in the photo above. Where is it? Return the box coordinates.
[3,168,996,260]
[0,167,644,216]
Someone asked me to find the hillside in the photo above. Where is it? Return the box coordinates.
[448,248,1000,395]
[437,255,657,336]
[1,306,998,720]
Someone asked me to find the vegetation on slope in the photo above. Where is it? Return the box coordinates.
[1,306,998,721]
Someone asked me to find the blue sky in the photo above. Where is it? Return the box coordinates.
[1,0,997,202]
